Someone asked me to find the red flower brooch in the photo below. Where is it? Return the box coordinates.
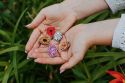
[47,26,56,37]
[107,70,125,83]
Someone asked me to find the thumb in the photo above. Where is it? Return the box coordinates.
[59,50,84,74]
[26,11,45,29]
[59,35,71,61]
[60,38,89,73]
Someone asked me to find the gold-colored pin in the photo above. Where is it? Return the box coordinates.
[39,35,51,45]
[59,42,70,51]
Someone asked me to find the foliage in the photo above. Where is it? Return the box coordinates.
[0,0,125,83]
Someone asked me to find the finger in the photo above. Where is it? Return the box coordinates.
[59,14,76,33]
[32,24,49,50]
[29,53,50,58]
[34,57,65,65]
[60,53,83,73]
[34,47,48,53]
[42,19,54,25]
[26,11,45,29]
[59,36,71,61]
[60,47,72,61]
[60,51,68,61]
[27,49,34,58]
[50,40,59,45]
[25,28,41,52]
[25,24,48,52]
[40,45,48,48]
[60,41,87,73]
[32,39,40,50]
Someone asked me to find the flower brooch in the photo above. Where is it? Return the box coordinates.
[48,44,58,58]
[39,26,69,58]
[47,26,56,37]
[39,35,51,45]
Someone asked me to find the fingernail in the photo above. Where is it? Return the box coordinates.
[25,50,28,53]
[27,53,33,58]
[25,24,31,28]
[27,57,30,59]
[60,69,65,74]
[34,59,38,62]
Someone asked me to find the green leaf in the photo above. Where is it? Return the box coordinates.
[96,10,109,21]
[86,52,125,58]
[87,57,111,66]
[2,63,13,83]
[0,46,24,55]
[82,11,107,23]
[72,63,87,79]
[92,61,114,81]
[0,61,9,66]
[71,80,88,83]
[12,51,19,83]
[0,1,4,8]
[12,8,28,44]
[0,29,11,41]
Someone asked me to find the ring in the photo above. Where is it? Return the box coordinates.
[53,31,63,42]
[48,44,57,58]
[59,42,70,51]
[39,35,51,45]
[59,35,70,51]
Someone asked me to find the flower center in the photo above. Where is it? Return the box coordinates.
[43,39,47,42]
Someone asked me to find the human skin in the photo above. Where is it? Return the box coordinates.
[28,18,119,73]
[25,0,109,53]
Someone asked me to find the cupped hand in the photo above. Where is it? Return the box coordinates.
[27,19,119,73]
[25,3,77,52]
[26,4,77,29]
[28,24,94,73]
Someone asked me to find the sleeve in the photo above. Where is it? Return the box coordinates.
[105,0,125,13]
[112,14,125,51]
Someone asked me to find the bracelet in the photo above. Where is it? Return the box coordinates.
[112,14,125,51]
[105,0,125,13]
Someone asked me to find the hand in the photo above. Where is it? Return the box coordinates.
[26,0,108,29]
[25,0,109,52]
[27,19,119,73]
[27,24,93,73]
[25,3,77,52]
[26,3,77,30]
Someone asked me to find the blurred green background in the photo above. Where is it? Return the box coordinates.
[0,0,125,83]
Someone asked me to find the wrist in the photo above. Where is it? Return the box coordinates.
[76,19,119,47]
[89,19,119,46]
[61,0,109,20]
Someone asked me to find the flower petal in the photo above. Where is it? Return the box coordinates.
[47,26,56,37]
[107,70,125,80]
[109,79,122,83]
[123,79,125,83]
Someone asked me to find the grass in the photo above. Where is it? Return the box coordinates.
[0,0,125,83]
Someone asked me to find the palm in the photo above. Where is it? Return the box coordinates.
[25,4,77,52]
[42,4,77,32]
[27,4,77,32]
